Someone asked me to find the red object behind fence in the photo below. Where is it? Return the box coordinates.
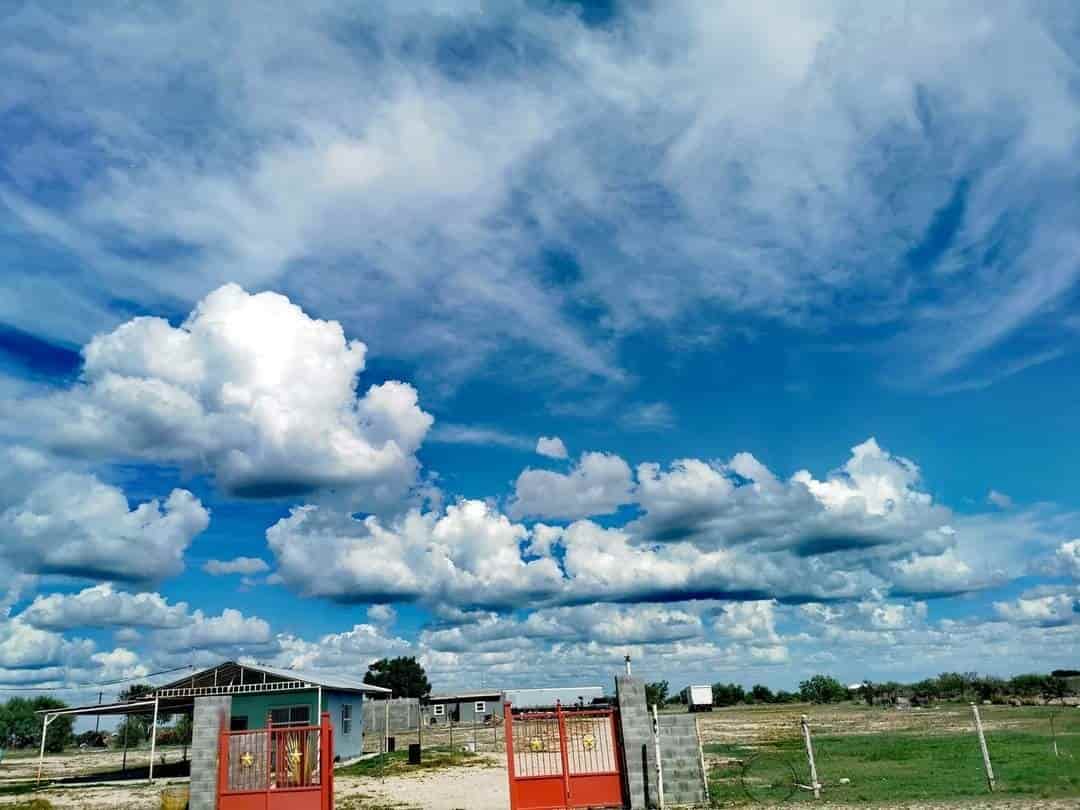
[218,711,333,810]
[505,702,624,810]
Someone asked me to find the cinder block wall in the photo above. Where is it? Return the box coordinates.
[189,695,232,810]
[615,677,708,808]
[615,676,656,809]
[655,713,708,806]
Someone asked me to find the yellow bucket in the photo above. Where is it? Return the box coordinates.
[160,786,189,810]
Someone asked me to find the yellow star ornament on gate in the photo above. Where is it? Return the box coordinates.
[582,734,595,750]
[529,738,544,752]
[240,752,255,768]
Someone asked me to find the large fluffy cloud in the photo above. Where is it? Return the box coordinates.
[509,452,634,519]
[19,584,189,630]
[268,499,564,606]
[0,448,209,582]
[30,284,432,506]
[151,608,272,651]
[270,439,1073,610]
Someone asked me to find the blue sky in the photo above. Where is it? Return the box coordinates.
[1,1,1079,705]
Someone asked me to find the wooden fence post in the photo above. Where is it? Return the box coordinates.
[970,703,995,792]
[801,715,820,799]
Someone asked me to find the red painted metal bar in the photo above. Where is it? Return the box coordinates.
[319,712,333,810]
[504,702,517,810]
[556,702,572,807]
[218,711,230,794]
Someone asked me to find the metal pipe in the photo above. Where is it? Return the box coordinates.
[36,713,51,785]
[149,696,160,782]
[652,703,665,810]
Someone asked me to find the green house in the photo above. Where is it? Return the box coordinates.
[156,661,391,760]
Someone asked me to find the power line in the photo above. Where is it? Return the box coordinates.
[0,665,192,691]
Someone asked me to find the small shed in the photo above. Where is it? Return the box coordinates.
[425,691,503,725]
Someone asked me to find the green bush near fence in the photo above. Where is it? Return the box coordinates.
[707,721,1080,805]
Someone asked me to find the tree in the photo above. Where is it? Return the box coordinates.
[798,675,847,704]
[750,684,774,704]
[364,657,431,698]
[0,697,73,752]
[711,683,745,707]
[112,683,157,747]
[644,681,669,708]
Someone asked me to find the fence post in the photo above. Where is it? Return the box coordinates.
[504,703,517,810]
[970,703,995,791]
[557,702,573,807]
[320,712,333,810]
[652,704,665,810]
[801,715,820,799]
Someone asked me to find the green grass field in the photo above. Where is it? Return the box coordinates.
[705,711,1080,806]
[335,745,483,778]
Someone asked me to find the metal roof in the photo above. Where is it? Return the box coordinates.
[35,697,193,717]
[427,690,503,702]
[154,660,391,696]
[254,664,391,694]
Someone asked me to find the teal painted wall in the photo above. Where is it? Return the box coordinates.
[228,688,365,760]
[231,689,318,729]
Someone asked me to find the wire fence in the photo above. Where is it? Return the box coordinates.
[360,701,506,755]
[699,700,1080,805]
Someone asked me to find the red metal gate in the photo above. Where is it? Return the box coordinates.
[217,712,333,810]
[504,702,624,810]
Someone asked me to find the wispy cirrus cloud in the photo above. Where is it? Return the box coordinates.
[2,3,1078,393]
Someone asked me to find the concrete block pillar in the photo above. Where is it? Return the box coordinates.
[615,676,655,809]
[190,696,232,810]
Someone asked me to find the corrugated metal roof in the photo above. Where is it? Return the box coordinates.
[427,690,503,702]
[249,664,392,694]
[155,660,391,695]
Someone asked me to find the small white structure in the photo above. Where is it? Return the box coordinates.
[682,685,713,712]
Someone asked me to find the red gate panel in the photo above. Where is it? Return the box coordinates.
[218,712,333,810]
[505,702,623,810]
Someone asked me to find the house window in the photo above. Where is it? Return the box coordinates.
[474,701,486,714]
[432,704,445,717]
[270,705,311,727]
[230,716,249,731]
[341,703,352,734]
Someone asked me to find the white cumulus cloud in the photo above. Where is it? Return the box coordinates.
[509,452,634,519]
[32,284,433,508]
[536,436,568,459]
[203,557,271,576]
[19,584,189,630]
[0,448,209,582]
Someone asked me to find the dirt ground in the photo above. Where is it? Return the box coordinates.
[0,747,186,784]
[336,755,508,810]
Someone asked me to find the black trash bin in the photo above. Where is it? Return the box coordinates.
[408,743,422,765]
[387,736,396,752]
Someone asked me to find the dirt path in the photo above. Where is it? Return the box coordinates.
[336,758,508,810]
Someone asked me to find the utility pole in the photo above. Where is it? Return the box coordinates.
[624,655,632,676]
[94,692,103,733]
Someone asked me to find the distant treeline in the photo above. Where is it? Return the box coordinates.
[649,670,1079,708]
